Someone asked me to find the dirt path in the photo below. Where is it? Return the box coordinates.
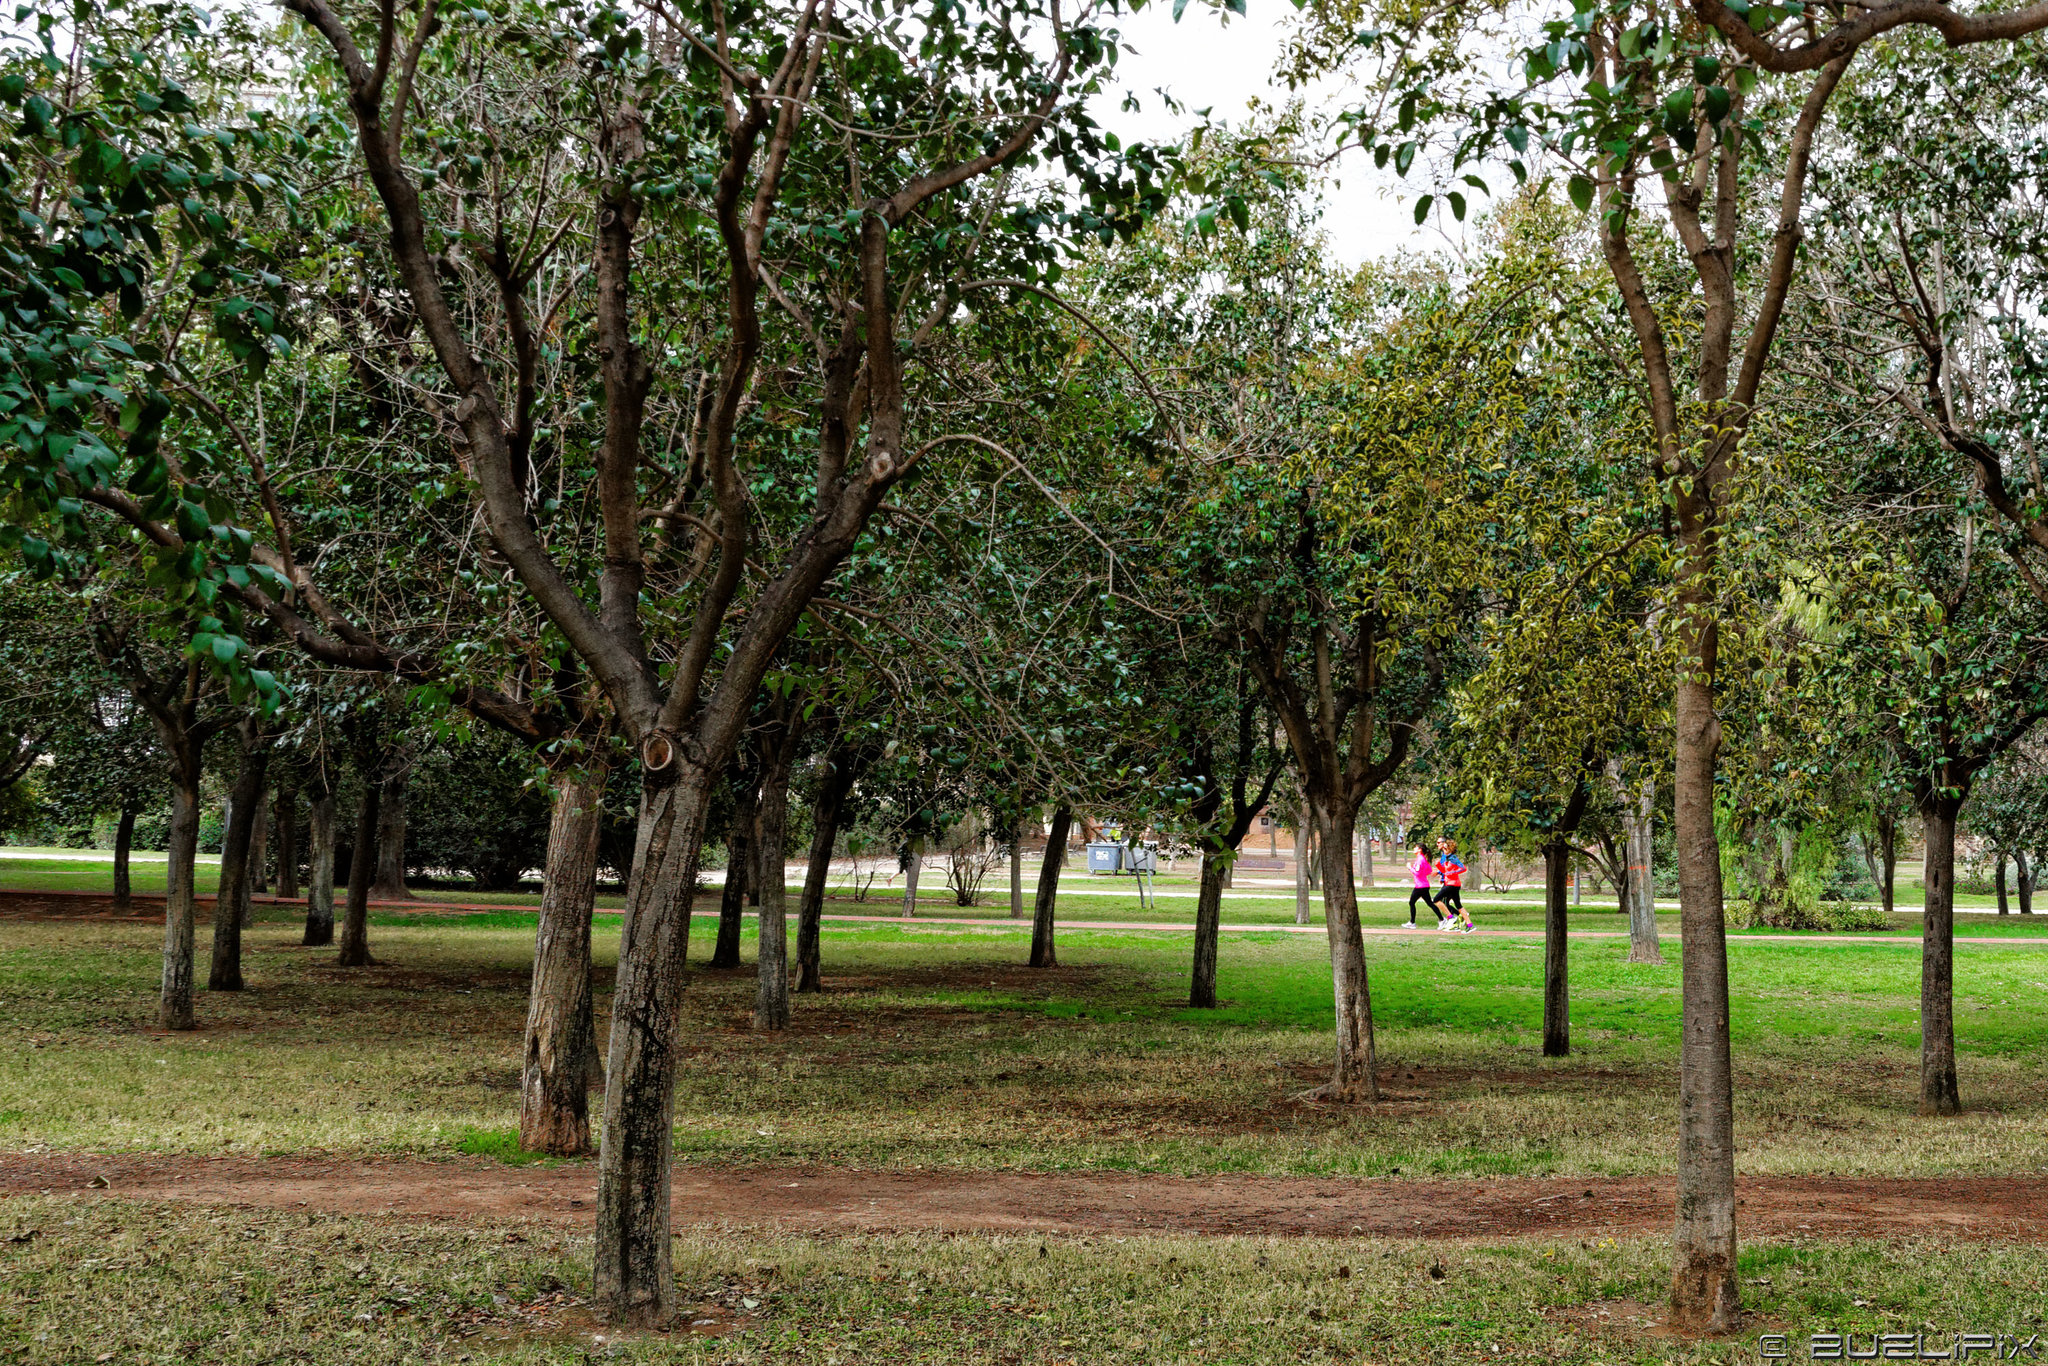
[8,889,2048,946]
[2,1151,2044,1242]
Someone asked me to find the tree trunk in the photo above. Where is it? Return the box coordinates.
[710,778,755,970]
[249,789,270,899]
[1009,814,1024,919]
[1311,798,1378,1102]
[900,839,922,919]
[1030,804,1071,968]
[1997,853,2010,915]
[369,769,409,900]
[1572,854,1583,905]
[1919,797,1962,1116]
[304,786,336,946]
[2019,851,2035,914]
[160,770,202,1030]
[1190,847,1228,1008]
[112,800,136,913]
[521,762,607,1156]
[209,727,270,992]
[753,745,796,1031]
[337,778,379,967]
[1360,829,1373,887]
[1877,813,1897,916]
[1626,773,1663,964]
[796,749,857,995]
[273,786,299,901]
[1543,839,1570,1057]
[1294,803,1312,925]
[593,762,716,1328]
[1668,661,1737,1334]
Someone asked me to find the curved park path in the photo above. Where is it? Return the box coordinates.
[1,1151,2044,1242]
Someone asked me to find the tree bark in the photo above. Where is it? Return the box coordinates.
[304,785,336,946]
[249,790,270,899]
[273,786,299,901]
[592,761,715,1328]
[337,778,379,967]
[521,761,607,1156]
[209,725,270,992]
[1360,829,1374,887]
[753,738,796,1031]
[900,838,922,919]
[112,800,136,914]
[710,773,756,970]
[1877,813,1897,916]
[2020,851,2035,914]
[1009,813,1025,919]
[1294,802,1312,925]
[1626,772,1663,964]
[1670,663,1737,1333]
[369,769,410,900]
[1030,804,1071,968]
[1311,797,1377,1101]
[1543,839,1571,1057]
[1190,848,1228,1008]
[796,745,859,994]
[1997,853,2010,914]
[160,768,202,1029]
[1920,797,1963,1116]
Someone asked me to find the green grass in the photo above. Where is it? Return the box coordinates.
[3,1196,2045,1363]
[2,907,2046,1177]
[454,1126,562,1166]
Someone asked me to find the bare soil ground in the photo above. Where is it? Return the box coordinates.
[3,1151,2044,1243]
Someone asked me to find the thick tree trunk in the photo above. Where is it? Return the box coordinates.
[273,786,299,901]
[1190,847,1228,1009]
[1997,854,2010,914]
[1877,814,1897,916]
[369,770,410,900]
[1669,664,1737,1334]
[521,762,608,1156]
[160,773,202,1030]
[304,787,336,946]
[1543,840,1570,1057]
[753,746,796,1031]
[1030,804,1071,968]
[710,778,755,970]
[900,839,922,919]
[337,779,379,967]
[593,763,715,1328]
[2020,851,2035,914]
[1627,773,1663,963]
[796,750,857,995]
[249,791,270,899]
[209,729,270,992]
[112,800,136,913]
[1312,799,1378,1102]
[1920,798,1962,1116]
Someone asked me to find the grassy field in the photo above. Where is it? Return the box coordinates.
[5,888,2047,1362]
[6,1196,2045,1364]
[3,907,2046,1172]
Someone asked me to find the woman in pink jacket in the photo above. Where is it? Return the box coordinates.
[1405,844,1436,927]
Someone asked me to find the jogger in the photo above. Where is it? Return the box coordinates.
[1437,837,1473,933]
[1406,844,1436,926]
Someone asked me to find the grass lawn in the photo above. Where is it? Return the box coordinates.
[4,894,2047,1362]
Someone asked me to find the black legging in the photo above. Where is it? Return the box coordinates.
[1437,886,1463,917]
[1406,886,1435,923]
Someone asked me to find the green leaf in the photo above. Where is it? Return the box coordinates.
[1413,194,1432,225]
[1567,174,1593,213]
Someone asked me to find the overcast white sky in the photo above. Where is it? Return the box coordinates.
[1090,3,1471,266]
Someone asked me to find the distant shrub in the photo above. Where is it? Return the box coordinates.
[1726,899,1892,932]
